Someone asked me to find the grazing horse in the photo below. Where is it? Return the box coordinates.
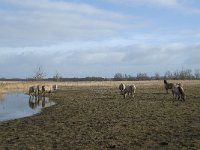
[172,83,186,101]
[29,86,38,97]
[119,83,126,95]
[164,80,174,94]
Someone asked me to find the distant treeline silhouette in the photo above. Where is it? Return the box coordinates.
[0,69,199,81]
[113,69,200,81]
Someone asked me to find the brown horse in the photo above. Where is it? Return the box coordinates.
[164,80,174,94]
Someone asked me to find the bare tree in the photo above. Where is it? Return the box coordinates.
[113,73,123,81]
[154,72,160,80]
[194,69,200,79]
[164,71,173,79]
[136,72,149,80]
[53,71,62,82]
[33,66,46,80]
[173,70,180,79]
[179,69,193,80]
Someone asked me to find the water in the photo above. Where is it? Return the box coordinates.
[0,92,55,122]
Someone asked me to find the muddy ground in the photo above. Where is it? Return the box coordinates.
[0,82,200,149]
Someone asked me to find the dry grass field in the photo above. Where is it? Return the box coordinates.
[0,80,200,149]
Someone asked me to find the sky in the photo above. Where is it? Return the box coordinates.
[0,0,200,78]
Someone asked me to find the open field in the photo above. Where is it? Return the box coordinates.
[0,80,200,149]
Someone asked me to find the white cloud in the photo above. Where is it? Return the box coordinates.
[107,0,178,7]
[0,40,199,78]
[0,0,134,47]
[0,0,199,78]
[107,0,200,13]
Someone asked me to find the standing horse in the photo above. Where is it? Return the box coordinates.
[41,85,58,96]
[41,85,52,96]
[172,83,186,101]
[37,85,42,95]
[119,83,136,98]
[29,86,38,98]
[123,84,136,99]
[164,80,174,94]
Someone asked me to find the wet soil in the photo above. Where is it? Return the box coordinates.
[0,84,200,149]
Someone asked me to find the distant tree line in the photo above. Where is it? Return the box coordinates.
[113,72,150,81]
[0,68,200,81]
[113,69,200,81]
[164,69,200,80]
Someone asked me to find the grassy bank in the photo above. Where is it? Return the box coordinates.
[0,80,200,149]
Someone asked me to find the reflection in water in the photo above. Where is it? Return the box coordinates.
[0,92,55,122]
[0,93,6,102]
[29,96,54,109]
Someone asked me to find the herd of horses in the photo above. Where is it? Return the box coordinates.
[119,80,186,101]
[29,84,58,97]
[28,84,58,109]
[28,80,186,101]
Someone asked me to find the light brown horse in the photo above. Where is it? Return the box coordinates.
[41,84,58,96]
[123,84,136,99]
[172,83,186,101]
[119,83,136,98]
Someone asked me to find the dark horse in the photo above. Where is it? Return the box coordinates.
[164,80,174,94]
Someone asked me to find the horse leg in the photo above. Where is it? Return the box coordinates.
[130,92,134,98]
[171,91,174,99]
[120,90,123,95]
[123,91,127,99]
[176,94,179,100]
[165,86,168,94]
[178,95,180,100]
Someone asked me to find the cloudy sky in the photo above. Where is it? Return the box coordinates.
[0,0,200,78]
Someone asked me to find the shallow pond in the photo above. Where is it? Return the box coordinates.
[0,92,55,122]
